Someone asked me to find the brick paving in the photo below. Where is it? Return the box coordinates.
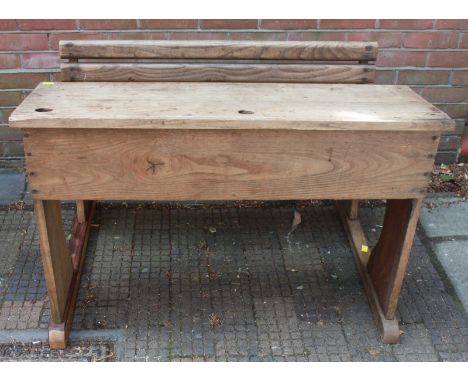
[0,202,467,361]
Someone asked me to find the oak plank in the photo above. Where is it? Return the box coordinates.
[336,201,400,343]
[61,63,375,83]
[75,200,91,224]
[49,201,96,349]
[34,200,73,323]
[24,129,437,201]
[367,199,423,319]
[9,83,454,132]
[60,40,378,61]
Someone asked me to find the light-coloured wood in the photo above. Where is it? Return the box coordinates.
[336,201,400,343]
[60,40,378,61]
[61,63,375,83]
[341,199,360,220]
[33,200,73,323]
[23,128,437,201]
[9,83,454,131]
[49,201,96,349]
[75,200,90,224]
[367,199,423,319]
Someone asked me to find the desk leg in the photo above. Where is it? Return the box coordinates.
[337,199,421,343]
[367,199,422,320]
[34,199,95,349]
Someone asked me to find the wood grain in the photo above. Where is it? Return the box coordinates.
[60,40,378,61]
[9,83,454,131]
[34,200,73,323]
[367,199,423,319]
[49,201,96,349]
[24,129,437,201]
[61,63,375,83]
[336,201,400,343]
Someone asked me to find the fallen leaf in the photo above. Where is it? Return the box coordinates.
[287,209,302,236]
[440,174,454,182]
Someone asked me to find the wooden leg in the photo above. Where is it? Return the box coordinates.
[345,199,359,220]
[35,200,95,349]
[76,200,90,224]
[336,199,422,344]
[34,200,73,324]
[367,199,422,320]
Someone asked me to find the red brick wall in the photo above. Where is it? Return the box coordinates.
[1,19,467,167]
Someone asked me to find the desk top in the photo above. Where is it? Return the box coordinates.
[10,82,453,131]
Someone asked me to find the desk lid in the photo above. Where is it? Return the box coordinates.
[10,82,454,131]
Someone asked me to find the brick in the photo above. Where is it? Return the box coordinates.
[377,51,427,67]
[0,107,14,124]
[229,32,290,41]
[0,73,48,89]
[0,20,17,30]
[79,19,137,30]
[435,20,468,30]
[21,53,60,69]
[0,34,48,51]
[428,52,468,68]
[107,32,166,41]
[348,32,402,48]
[201,20,257,29]
[0,54,20,69]
[452,71,468,86]
[375,70,396,84]
[18,19,76,30]
[49,32,108,49]
[452,119,468,134]
[435,151,458,165]
[0,141,24,157]
[0,126,22,141]
[168,32,231,40]
[139,19,197,29]
[419,87,468,103]
[379,20,433,30]
[402,32,458,49]
[319,19,375,29]
[438,135,462,151]
[260,20,317,29]
[433,103,468,119]
[0,90,28,107]
[398,70,450,85]
[460,33,468,49]
[286,31,345,41]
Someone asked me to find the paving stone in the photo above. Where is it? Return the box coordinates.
[0,170,24,205]
[420,198,468,238]
[433,240,468,312]
[0,202,466,361]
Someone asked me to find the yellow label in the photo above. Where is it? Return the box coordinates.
[361,245,369,253]
[42,82,55,85]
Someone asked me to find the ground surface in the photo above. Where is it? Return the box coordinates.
[429,163,467,199]
[0,198,467,361]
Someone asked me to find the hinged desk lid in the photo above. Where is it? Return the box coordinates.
[10,82,454,131]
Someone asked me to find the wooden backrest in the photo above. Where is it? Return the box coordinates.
[59,40,378,84]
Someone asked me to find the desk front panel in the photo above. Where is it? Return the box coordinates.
[23,128,438,201]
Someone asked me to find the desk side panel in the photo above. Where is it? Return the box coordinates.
[23,129,438,201]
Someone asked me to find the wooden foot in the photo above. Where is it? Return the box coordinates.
[35,200,95,349]
[336,200,400,343]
